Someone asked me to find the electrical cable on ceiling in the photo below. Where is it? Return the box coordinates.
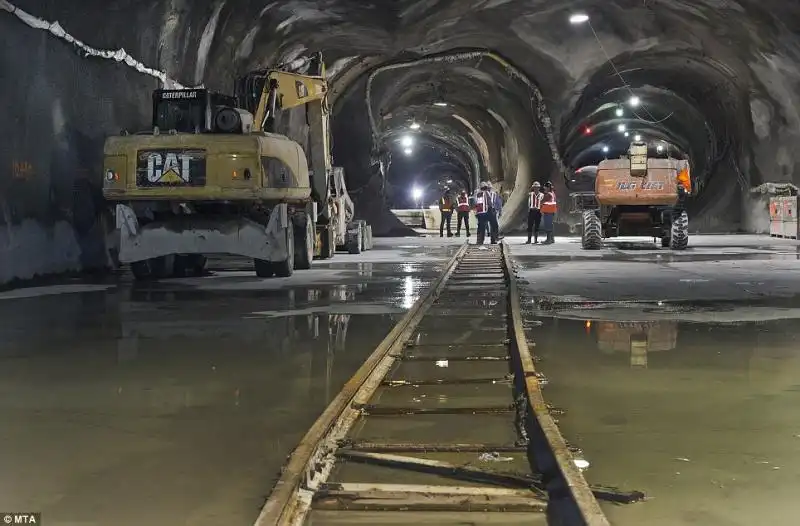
[586,21,674,125]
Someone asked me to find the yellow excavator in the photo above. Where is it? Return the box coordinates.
[102,52,371,280]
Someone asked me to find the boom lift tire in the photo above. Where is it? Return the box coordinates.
[581,210,603,250]
[669,211,689,250]
[293,213,314,270]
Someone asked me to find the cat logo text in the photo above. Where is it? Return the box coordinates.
[136,149,206,187]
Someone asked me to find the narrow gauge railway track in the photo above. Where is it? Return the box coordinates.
[256,243,638,525]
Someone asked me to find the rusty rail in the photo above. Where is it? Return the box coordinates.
[502,240,611,525]
[254,243,469,525]
[256,242,618,525]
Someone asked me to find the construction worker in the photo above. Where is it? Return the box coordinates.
[455,190,471,237]
[438,188,454,237]
[474,182,490,244]
[541,181,557,244]
[487,182,502,243]
[474,182,500,244]
[526,181,544,244]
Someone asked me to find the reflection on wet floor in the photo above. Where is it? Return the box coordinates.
[528,311,800,526]
[514,248,800,265]
[0,242,460,526]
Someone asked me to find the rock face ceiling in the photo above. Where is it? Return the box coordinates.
[1,0,800,277]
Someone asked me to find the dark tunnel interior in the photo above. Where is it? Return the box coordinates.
[2,0,800,282]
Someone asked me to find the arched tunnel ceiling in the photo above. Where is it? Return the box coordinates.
[4,0,800,233]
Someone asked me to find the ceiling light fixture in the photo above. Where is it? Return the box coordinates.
[629,96,640,107]
[403,147,413,155]
[624,132,629,137]
[569,13,589,24]
[634,134,642,141]
[602,146,609,153]
[401,135,413,147]
[433,102,448,107]
[615,107,624,117]
[617,124,626,132]
[409,122,420,130]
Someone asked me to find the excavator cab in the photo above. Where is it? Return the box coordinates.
[151,89,248,134]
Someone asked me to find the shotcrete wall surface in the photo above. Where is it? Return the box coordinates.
[3,1,800,282]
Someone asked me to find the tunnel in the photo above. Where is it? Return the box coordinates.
[2,0,800,284]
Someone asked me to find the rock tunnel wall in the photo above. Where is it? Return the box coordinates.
[0,5,159,283]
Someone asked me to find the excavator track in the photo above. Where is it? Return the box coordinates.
[257,243,631,526]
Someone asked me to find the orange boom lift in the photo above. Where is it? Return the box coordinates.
[572,140,693,250]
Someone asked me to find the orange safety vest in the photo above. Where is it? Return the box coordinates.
[529,191,543,210]
[439,197,453,212]
[456,195,470,212]
[541,191,557,214]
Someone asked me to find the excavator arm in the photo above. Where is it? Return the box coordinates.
[236,53,334,219]
[252,69,329,132]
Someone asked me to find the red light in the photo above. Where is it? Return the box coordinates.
[584,127,592,135]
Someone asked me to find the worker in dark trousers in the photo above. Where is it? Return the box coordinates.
[541,181,557,244]
[474,182,491,244]
[455,190,471,237]
[438,189,454,237]
[526,181,543,244]
[486,182,502,244]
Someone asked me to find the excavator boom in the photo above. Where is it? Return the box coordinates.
[236,54,333,217]
[252,70,329,131]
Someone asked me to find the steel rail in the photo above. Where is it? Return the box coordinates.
[254,242,469,526]
[502,240,611,526]
[257,241,611,525]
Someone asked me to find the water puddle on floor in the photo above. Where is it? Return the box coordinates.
[527,303,800,525]
[0,269,440,525]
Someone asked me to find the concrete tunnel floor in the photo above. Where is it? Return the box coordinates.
[509,234,800,526]
[1,234,799,525]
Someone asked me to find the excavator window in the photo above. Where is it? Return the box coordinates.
[154,99,205,133]
[151,90,239,133]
